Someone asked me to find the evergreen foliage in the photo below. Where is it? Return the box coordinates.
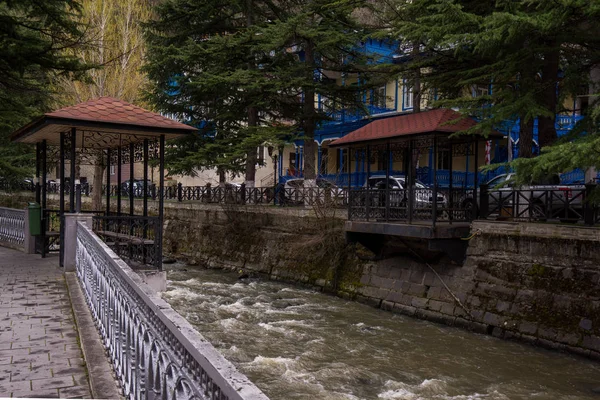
[145,0,387,183]
[385,0,600,162]
[0,0,87,182]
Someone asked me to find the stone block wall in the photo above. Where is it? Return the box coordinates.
[353,221,600,359]
[161,204,600,359]
[4,192,597,359]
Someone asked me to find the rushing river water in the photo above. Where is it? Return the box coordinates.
[162,267,600,400]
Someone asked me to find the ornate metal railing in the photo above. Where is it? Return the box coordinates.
[92,215,161,269]
[75,221,268,400]
[479,184,597,225]
[348,187,463,223]
[0,207,25,247]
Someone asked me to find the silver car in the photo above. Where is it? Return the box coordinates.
[363,175,447,208]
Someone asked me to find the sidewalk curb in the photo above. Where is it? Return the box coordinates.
[65,272,123,400]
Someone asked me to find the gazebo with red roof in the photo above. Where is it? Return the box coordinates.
[11,97,197,268]
[329,108,504,226]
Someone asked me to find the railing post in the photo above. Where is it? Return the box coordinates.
[584,183,596,226]
[177,183,183,202]
[240,183,246,205]
[206,183,211,203]
[479,183,489,220]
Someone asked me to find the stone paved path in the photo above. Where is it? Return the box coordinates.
[0,247,91,398]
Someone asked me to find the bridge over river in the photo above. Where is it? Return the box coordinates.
[162,266,600,400]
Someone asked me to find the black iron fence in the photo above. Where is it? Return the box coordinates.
[348,187,473,224]
[92,215,161,269]
[3,181,599,226]
[479,184,597,225]
[348,184,599,226]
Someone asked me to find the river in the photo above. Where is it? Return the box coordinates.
[161,266,600,400]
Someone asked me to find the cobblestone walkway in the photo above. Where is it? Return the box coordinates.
[0,247,91,398]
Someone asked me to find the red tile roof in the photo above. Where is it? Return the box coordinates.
[330,108,488,147]
[45,97,196,131]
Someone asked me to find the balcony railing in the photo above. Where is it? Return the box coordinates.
[323,104,396,125]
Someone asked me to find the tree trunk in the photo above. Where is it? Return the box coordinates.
[412,41,421,113]
[303,39,317,181]
[218,167,226,187]
[243,0,257,188]
[538,48,559,149]
[244,107,258,187]
[91,151,105,211]
[519,117,534,158]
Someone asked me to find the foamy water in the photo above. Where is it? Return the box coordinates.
[162,267,600,400]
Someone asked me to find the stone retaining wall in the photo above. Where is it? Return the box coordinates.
[161,203,600,359]
[355,221,600,359]
[2,192,598,359]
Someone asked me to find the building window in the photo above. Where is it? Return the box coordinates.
[110,165,115,175]
[375,86,386,109]
[320,148,329,174]
[336,149,349,173]
[403,80,413,110]
[437,149,450,170]
[472,85,489,98]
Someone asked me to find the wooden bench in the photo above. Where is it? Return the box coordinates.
[96,231,154,246]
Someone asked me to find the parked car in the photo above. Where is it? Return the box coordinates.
[362,175,447,208]
[121,180,154,197]
[461,173,585,220]
[283,178,345,205]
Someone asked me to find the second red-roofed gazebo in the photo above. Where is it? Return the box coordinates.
[329,108,504,226]
[11,97,197,268]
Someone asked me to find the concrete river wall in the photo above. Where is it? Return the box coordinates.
[1,193,598,359]
[162,203,600,360]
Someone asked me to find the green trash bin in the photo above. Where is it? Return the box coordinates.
[28,202,42,236]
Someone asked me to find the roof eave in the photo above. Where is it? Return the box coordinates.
[11,116,197,143]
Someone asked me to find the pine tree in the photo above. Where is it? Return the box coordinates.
[0,0,88,182]
[54,0,153,209]
[145,0,387,184]
[252,0,386,182]
[385,0,600,160]
[145,0,292,185]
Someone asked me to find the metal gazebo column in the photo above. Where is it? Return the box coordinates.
[35,143,41,204]
[432,136,438,227]
[366,144,371,221]
[448,142,454,224]
[143,139,149,219]
[129,142,134,215]
[385,142,391,221]
[407,139,414,224]
[57,132,65,263]
[158,135,165,270]
[143,139,149,265]
[117,144,122,216]
[69,127,76,213]
[106,148,111,217]
[40,140,47,257]
[41,140,47,216]
[473,137,480,218]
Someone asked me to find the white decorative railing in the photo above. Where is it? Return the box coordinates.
[75,221,268,400]
[0,207,25,248]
